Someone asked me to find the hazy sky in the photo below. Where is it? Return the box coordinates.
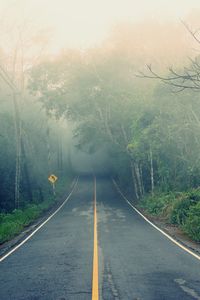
[1,0,200,52]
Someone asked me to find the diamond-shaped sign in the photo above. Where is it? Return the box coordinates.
[48,174,58,184]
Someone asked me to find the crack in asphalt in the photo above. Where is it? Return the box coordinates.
[104,262,120,300]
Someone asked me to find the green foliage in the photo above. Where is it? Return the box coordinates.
[184,202,200,242]
[140,188,200,241]
[140,193,174,217]
[187,188,200,202]
[0,218,23,243]
[170,189,200,225]
[170,197,194,225]
[0,177,71,244]
[0,205,42,244]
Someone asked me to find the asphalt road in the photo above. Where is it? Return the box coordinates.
[0,176,200,300]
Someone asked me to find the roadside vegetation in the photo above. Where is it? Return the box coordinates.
[0,177,73,244]
[140,189,200,242]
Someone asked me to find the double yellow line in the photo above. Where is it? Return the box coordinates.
[92,177,99,300]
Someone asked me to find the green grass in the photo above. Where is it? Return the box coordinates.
[0,176,73,244]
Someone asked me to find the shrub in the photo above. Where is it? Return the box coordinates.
[0,221,23,243]
[139,188,200,242]
[38,198,54,211]
[184,202,200,242]
[0,177,71,244]
[187,188,200,202]
[169,189,199,225]
[140,193,174,217]
[170,197,194,225]
[25,205,41,221]
[12,209,29,225]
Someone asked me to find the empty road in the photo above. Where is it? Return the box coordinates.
[0,176,200,300]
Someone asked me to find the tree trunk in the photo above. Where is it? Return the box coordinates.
[13,93,21,208]
[57,136,63,173]
[135,162,143,198]
[130,161,139,200]
[139,164,145,195]
[21,135,33,202]
[150,147,154,195]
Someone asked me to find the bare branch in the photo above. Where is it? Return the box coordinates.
[181,20,200,44]
[137,21,200,92]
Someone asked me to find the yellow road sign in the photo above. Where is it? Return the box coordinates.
[48,174,58,184]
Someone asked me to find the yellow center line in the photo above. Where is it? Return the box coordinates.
[92,176,99,300]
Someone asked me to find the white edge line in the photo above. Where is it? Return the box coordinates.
[112,179,200,261]
[0,177,79,263]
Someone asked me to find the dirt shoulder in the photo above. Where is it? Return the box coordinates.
[138,208,200,257]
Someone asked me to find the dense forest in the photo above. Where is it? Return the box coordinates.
[0,17,75,242]
[1,19,200,242]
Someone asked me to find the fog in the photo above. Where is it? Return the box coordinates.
[1,0,200,51]
[71,148,111,175]
[1,1,200,210]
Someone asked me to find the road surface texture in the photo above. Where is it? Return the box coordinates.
[0,175,200,300]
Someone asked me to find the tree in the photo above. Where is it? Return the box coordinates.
[139,22,200,92]
[29,48,147,198]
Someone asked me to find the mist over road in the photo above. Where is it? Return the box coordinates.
[0,176,200,300]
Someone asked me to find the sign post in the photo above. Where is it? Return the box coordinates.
[48,174,58,196]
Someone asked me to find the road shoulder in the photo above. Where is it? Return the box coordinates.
[113,179,200,259]
[0,178,77,259]
[140,210,200,256]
